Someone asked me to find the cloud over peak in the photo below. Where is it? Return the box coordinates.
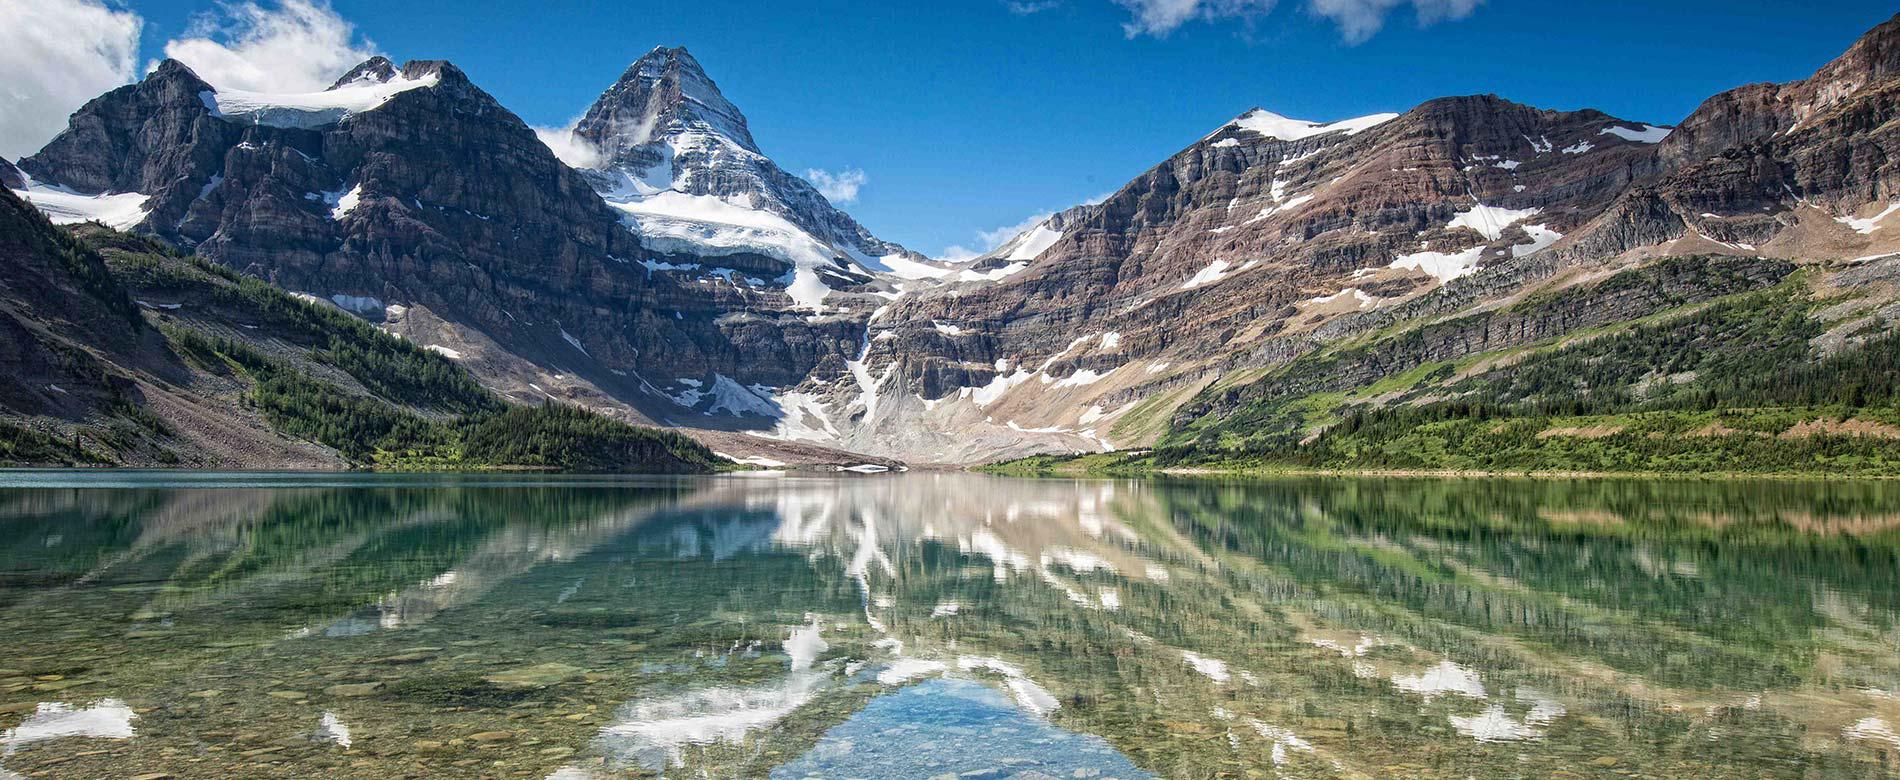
[0,0,143,160]
[806,168,869,204]
[163,0,379,93]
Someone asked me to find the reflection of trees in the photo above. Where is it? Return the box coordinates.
[3,475,1898,779]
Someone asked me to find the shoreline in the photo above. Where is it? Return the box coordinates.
[979,462,1900,482]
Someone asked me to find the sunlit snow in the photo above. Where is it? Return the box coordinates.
[11,177,149,230]
[202,72,439,129]
[1222,109,1399,142]
[1599,124,1672,143]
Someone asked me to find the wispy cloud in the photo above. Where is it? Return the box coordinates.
[162,0,377,92]
[0,0,143,160]
[1308,0,1481,44]
[1107,0,1479,42]
[1006,0,1064,14]
[533,120,605,170]
[1112,0,1278,38]
[805,168,868,204]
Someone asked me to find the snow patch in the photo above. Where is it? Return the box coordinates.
[325,184,363,220]
[1839,201,1900,234]
[1222,109,1399,142]
[1180,259,1233,290]
[1005,222,1065,262]
[1390,245,1486,283]
[1599,124,1672,143]
[1448,203,1539,241]
[11,177,149,230]
[203,72,439,129]
[1054,369,1109,388]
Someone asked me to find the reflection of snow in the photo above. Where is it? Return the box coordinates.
[1,699,136,757]
[318,712,353,748]
[1311,634,1385,657]
[590,620,831,769]
[1450,705,1542,742]
[1391,660,1487,700]
[1247,720,1314,766]
[957,656,1060,716]
[1449,688,1565,743]
[597,675,824,767]
[1181,651,1231,683]
[1846,716,1900,747]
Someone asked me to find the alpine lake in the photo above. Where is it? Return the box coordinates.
[0,471,1897,779]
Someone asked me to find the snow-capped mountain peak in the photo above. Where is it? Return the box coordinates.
[1213,107,1400,143]
[558,46,924,310]
[575,45,759,174]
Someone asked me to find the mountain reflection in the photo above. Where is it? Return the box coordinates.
[0,473,1896,779]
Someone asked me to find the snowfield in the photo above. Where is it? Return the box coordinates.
[10,176,149,231]
[1222,108,1399,142]
[202,72,440,130]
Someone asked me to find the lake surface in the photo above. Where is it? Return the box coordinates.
[1,472,1898,779]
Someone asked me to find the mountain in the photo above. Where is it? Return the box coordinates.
[0,186,720,472]
[12,51,906,467]
[567,46,932,308]
[11,13,1900,472]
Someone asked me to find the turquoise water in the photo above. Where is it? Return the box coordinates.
[0,471,1897,778]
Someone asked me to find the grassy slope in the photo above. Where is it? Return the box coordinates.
[2,220,721,473]
[991,257,1900,478]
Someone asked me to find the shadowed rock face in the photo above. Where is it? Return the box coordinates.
[12,14,1900,465]
[0,158,23,190]
[16,56,888,434]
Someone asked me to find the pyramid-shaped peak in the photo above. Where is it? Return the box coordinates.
[330,56,397,90]
[575,45,758,162]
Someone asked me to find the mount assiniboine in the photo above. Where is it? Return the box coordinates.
[8,13,1900,469]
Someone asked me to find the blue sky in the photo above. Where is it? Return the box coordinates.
[20,1,1900,256]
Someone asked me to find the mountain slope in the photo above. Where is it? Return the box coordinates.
[0,187,719,472]
[11,13,1900,471]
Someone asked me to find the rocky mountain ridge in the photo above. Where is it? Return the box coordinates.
[9,12,1900,467]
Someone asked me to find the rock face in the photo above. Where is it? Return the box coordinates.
[12,13,1900,465]
[14,54,889,455]
[570,47,919,271]
[0,158,22,190]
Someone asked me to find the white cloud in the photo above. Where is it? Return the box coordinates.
[0,0,143,160]
[805,168,868,204]
[533,121,604,170]
[1307,0,1481,43]
[1113,0,1278,37]
[936,245,984,263]
[1006,0,1064,13]
[162,0,377,93]
[1107,0,1478,41]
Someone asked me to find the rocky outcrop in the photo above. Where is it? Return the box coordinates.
[1662,13,1900,169]
[0,158,22,190]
